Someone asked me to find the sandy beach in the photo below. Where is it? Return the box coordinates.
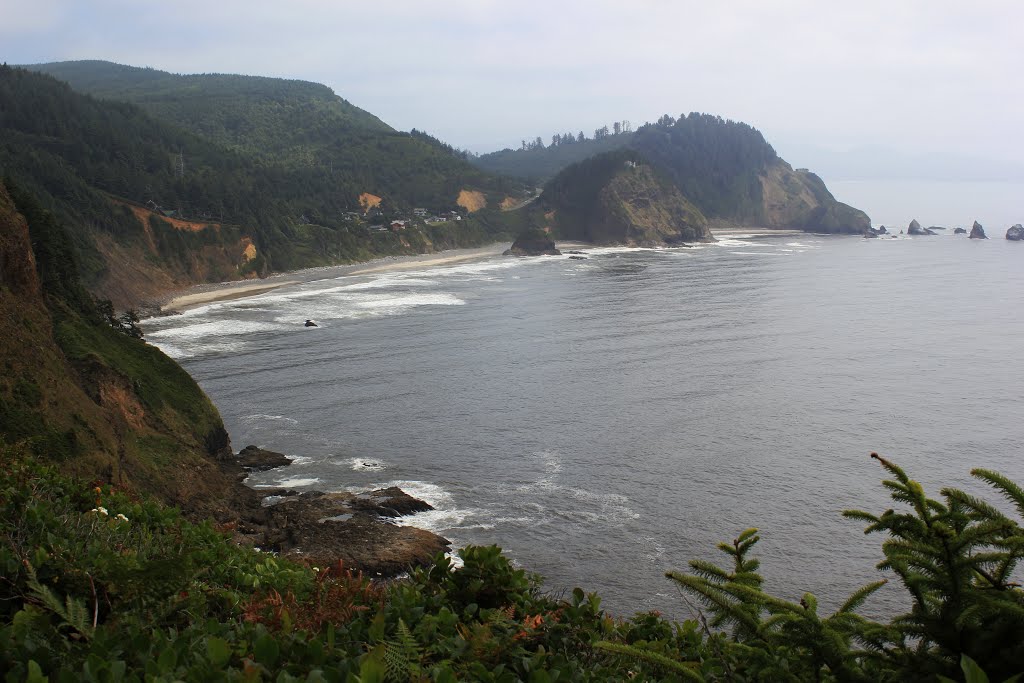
[160,243,512,313]
[158,231,795,313]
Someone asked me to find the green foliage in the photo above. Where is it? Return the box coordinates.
[3,441,1024,681]
[668,453,1024,681]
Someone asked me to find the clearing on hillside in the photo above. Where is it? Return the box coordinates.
[359,193,383,211]
[457,189,487,213]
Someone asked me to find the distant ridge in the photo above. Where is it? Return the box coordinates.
[24,60,392,158]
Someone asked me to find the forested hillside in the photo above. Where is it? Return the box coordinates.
[27,60,392,159]
[1,64,527,306]
[474,130,631,181]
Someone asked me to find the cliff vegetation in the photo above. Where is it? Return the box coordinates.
[538,150,712,245]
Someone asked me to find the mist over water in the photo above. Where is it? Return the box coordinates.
[828,179,1024,230]
[144,233,1024,619]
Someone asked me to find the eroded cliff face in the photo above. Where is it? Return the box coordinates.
[544,158,713,246]
[0,181,244,522]
[592,164,713,245]
[758,163,870,233]
[0,188,41,298]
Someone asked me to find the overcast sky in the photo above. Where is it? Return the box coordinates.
[2,0,1022,223]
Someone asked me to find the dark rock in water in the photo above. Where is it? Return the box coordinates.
[969,221,988,239]
[504,228,561,256]
[907,219,936,236]
[863,226,892,238]
[237,445,293,472]
[954,227,967,235]
[1007,224,1024,241]
[259,488,448,575]
[350,486,434,517]
[304,319,318,327]
[568,255,588,259]
[565,250,586,254]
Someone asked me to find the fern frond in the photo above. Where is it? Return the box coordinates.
[382,618,420,682]
[25,568,94,640]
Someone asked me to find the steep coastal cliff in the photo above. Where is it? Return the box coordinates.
[0,181,447,573]
[538,151,713,245]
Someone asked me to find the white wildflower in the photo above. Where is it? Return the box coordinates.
[115,513,129,523]
[90,506,108,516]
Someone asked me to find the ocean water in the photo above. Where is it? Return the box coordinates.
[143,232,1024,619]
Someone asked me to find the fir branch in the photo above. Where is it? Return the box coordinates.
[594,641,704,681]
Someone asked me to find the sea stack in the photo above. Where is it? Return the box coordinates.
[907,219,934,236]
[504,228,561,256]
[1007,224,1024,241]
[969,221,988,239]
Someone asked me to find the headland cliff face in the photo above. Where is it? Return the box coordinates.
[536,151,714,246]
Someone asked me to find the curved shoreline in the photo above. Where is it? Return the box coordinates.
[157,231,807,313]
[159,243,513,313]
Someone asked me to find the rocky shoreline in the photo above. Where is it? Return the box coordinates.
[217,445,450,577]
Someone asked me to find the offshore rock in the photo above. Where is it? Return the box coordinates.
[504,228,561,256]
[350,486,435,517]
[237,445,292,472]
[969,221,988,239]
[259,489,448,575]
[1006,224,1024,241]
[907,219,935,236]
[954,227,967,235]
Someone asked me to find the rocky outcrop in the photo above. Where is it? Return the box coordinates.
[237,445,293,472]
[256,489,449,575]
[350,487,435,517]
[1007,224,1024,241]
[504,228,561,256]
[969,221,988,239]
[907,219,936,236]
[954,227,967,234]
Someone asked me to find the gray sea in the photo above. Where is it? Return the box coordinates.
[143,231,1024,619]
